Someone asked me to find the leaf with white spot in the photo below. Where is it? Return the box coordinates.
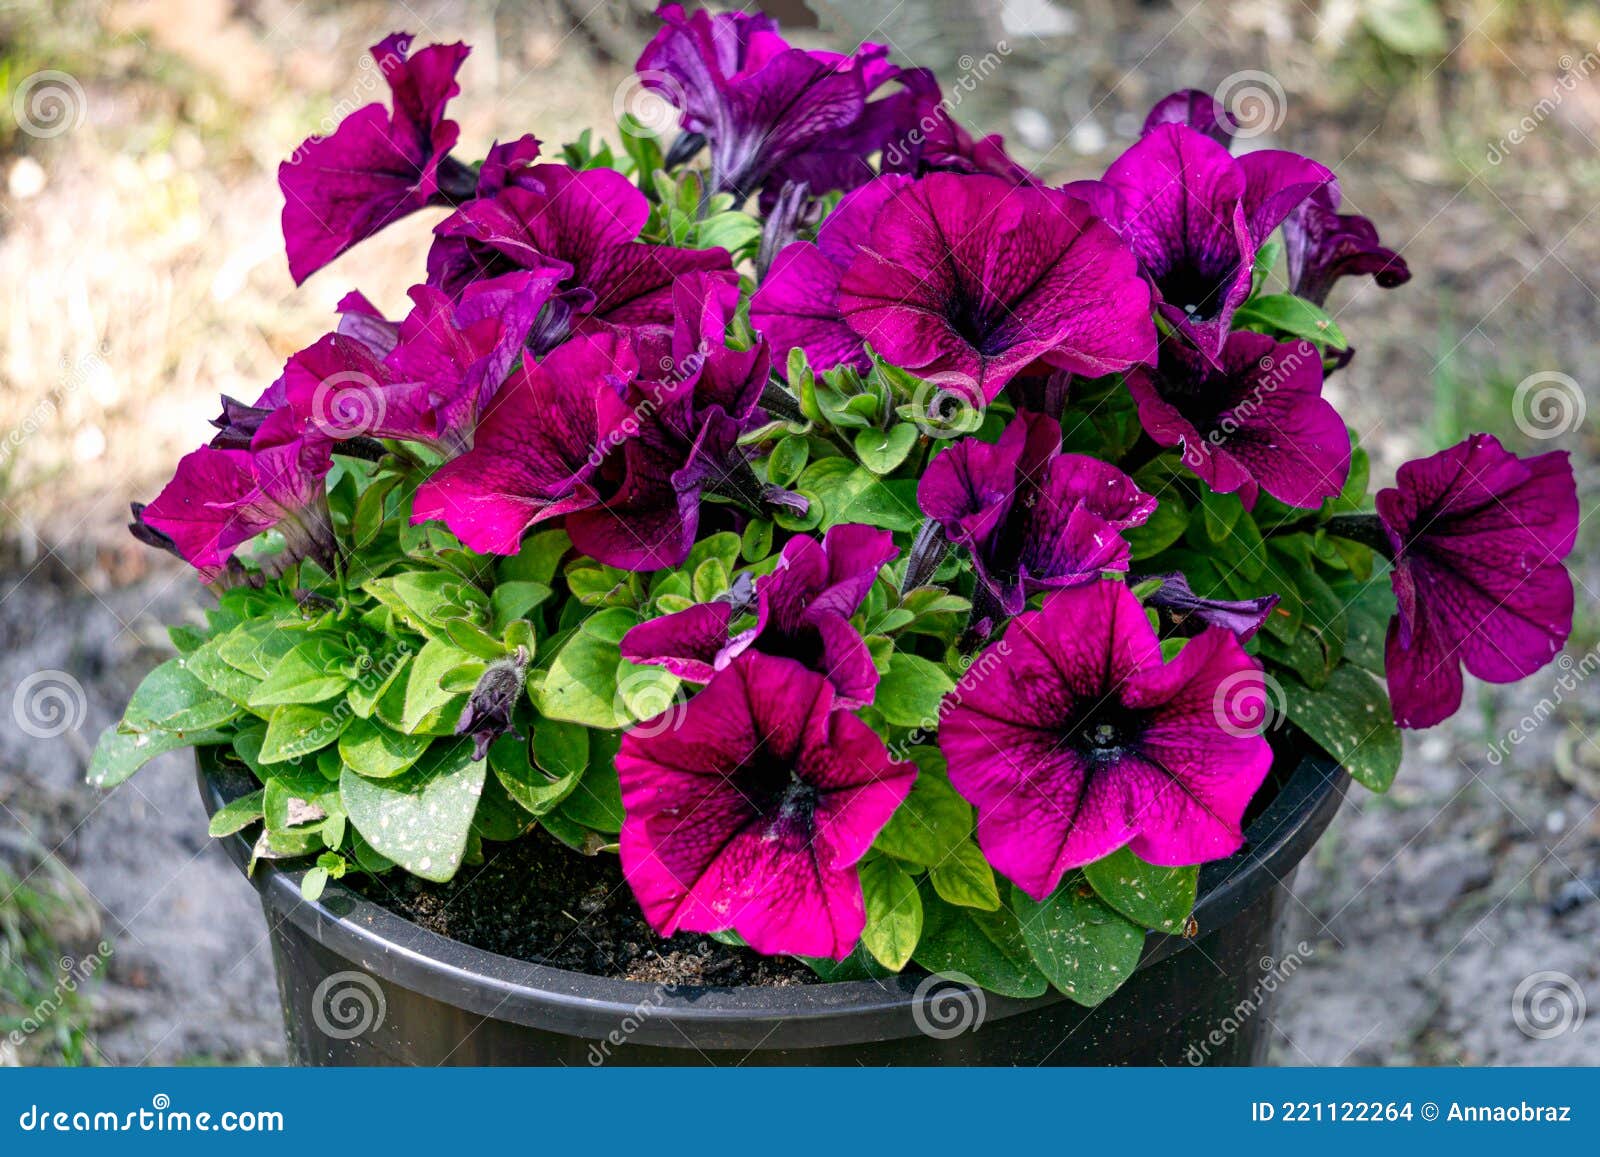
[341,743,485,882]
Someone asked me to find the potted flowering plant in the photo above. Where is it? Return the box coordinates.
[92,5,1579,1066]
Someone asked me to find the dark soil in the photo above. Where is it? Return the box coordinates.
[351,828,819,987]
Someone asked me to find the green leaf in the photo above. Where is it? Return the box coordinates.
[1012,878,1145,1005]
[491,581,553,629]
[859,857,923,971]
[1125,495,1188,559]
[1282,664,1401,791]
[741,518,774,563]
[87,725,227,788]
[496,529,570,587]
[399,638,473,735]
[914,892,1048,999]
[216,620,304,679]
[534,612,642,728]
[873,653,954,729]
[490,731,584,816]
[338,717,432,779]
[341,743,487,882]
[558,751,624,834]
[874,754,972,867]
[259,703,349,764]
[123,658,240,734]
[767,434,810,487]
[264,771,339,831]
[854,424,917,475]
[183,636,261,708]
[207,789,265,838]
[1082,846,1198,934]
[929,840,1001,911]
[248,637,353,708]
[363,571,490,636]
[1233,294,1348,350]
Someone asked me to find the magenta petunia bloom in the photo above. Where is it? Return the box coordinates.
[622,523,896,707]
[617,652,916,959]
[753,172,1157,401]
[1283,180,1411,307]
[410,331,636,555]
[1126,330,1349,509]
[565,272,770,571]
[279,33,473,285]
[636,3,910,203]
[1141,89,1237,146]
[428,163,730,348]
[1066,124,1331,359]
[1376,434,1578,729]
[140,408,334,578]
[919,412,1156,619]
[940,580,1273,900]
[1142,572,1279,641]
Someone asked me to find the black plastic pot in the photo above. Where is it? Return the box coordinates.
[198,747,1346,1066]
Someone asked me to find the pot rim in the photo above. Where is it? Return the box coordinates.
[198,747,1347,1050]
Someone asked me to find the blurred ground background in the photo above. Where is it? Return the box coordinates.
[0,0,1596,1065]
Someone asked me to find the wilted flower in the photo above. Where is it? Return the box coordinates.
[940,580,1274,900]
[1283,180,1411,307]
[456,647,531,760]
[1141,572,1279,640]
[617,652,916,959]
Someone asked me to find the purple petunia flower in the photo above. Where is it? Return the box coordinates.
[279,33,473,285]
[139,408,334,578]
[1126,331,1349,510]
[617,651,916,959]
[636,3,911,203]
[427,163,730,349]
[1141,89,1237,147]
[622,523,897,707]
[753,172,1157,401]
[409,331,637,555]
[919,411,1156,621]
[1375,434,1578,729]
[1066,124,1331,360]
[1141,572,1279,640]
[565,272,771,571]
[1283,180,1411,307]
[940,580,1274,900]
